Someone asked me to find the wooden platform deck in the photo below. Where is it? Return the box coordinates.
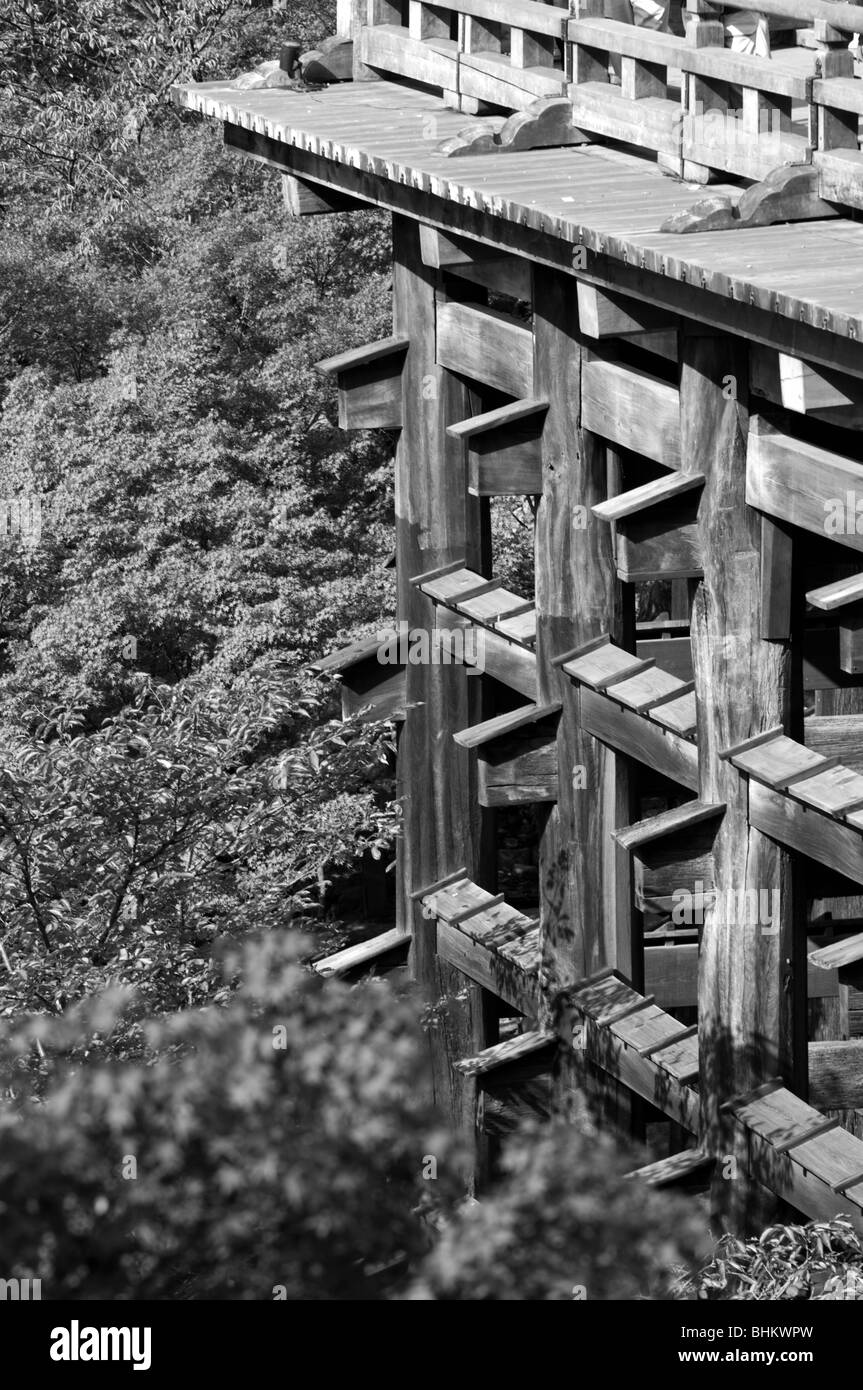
[176,78,863,374]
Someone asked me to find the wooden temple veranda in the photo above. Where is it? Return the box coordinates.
[178,0,863,1232]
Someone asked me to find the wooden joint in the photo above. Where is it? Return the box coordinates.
[773,1117,841,1154]
[448,893,506,925]
[719,726,784,762]
[409,867,469,902]
[601,995,656,1027]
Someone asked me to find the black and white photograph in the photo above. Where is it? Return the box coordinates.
[3,0,863,1350]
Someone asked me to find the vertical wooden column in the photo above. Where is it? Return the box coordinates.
[532,267,633,1101]
[392,216,491,1182]
[681,327,801,1232]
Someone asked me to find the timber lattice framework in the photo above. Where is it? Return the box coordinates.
[178,0,863,1232]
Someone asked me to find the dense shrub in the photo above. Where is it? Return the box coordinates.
[411,1121,709,1301]
[0,933,459,1300]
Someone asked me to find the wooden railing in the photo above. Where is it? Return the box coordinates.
[345,0,863,202]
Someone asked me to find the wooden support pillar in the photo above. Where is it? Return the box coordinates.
[682,328,801,1233]
[532,267,635,1122]
[392,215,492,1186]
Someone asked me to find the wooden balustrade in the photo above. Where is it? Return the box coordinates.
[350,0,863,203]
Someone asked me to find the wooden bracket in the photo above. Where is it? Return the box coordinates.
[438,97,590,157]
[448,398,547,496]
[281,174,367,217]
[660,164,838,234]
[316,335,409,429]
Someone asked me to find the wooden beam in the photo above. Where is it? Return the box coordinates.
[436,298,534,396]
[751,345,863,424]
[454,700,561,749]
[477,734,559,806]
[580,686,700,791]
[747,416,863,555]
[750,781,863,886]
[581,354,681,467]
[419,226,532,299]
[577,284,676,341]
[436,920,540,1014]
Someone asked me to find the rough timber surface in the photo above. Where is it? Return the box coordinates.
[175,79,863,372]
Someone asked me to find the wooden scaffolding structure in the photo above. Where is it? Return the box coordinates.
[177,0,863,1231]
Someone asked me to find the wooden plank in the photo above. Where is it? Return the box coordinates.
[808,573,863,611]
[594,471,704,523]
[454,700,561,749]
[605,664,687,714]
[614,800,724,851]
[730,733,825,789]
[750,780,863,886]
[580,686,700,790]
[793,763,863,815]
[747,417,863,555]
[454,1028,556,1076]
[436,299,534,396]
[626,1148,713,1187]
[650,689,698,737]
[582,354,681,467]
[313,927,410,977]
[317,333,410,429]
[809,931,863,971]
[562,638,649,691]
